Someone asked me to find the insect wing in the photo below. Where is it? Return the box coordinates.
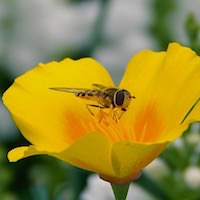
[92,83,108,90]
[49,87,89,94]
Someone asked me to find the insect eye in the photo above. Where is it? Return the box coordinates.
[115,90,125,106]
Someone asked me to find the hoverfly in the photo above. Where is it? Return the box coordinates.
[50,84,135,121]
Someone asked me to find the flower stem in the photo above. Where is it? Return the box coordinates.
[111,183,130,200]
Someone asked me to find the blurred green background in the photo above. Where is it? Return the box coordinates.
[0,0,200,199]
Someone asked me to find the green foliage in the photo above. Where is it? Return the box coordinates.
[185,13,200,54]
[150,0,176,50]
[111,183,130,200]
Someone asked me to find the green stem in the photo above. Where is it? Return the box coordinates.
[111,183,130,200]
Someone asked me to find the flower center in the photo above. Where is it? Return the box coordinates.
[65,102,165,144]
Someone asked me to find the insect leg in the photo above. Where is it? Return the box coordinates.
[113,110,119,123]
[97,103,106,122]
[86,104,104,116]
[108,105,114,118]
[118,110,125,120]
[112,109,125,122]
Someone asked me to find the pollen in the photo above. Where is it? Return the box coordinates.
[92,115,134,143]
[65,103,165,145]
[65,110,135,144]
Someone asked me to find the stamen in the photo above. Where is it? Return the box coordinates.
[91,111,132,142]
[66,104,164,145]
[94,118,117,142]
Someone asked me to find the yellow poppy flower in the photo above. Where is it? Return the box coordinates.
[2,43,200,184]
